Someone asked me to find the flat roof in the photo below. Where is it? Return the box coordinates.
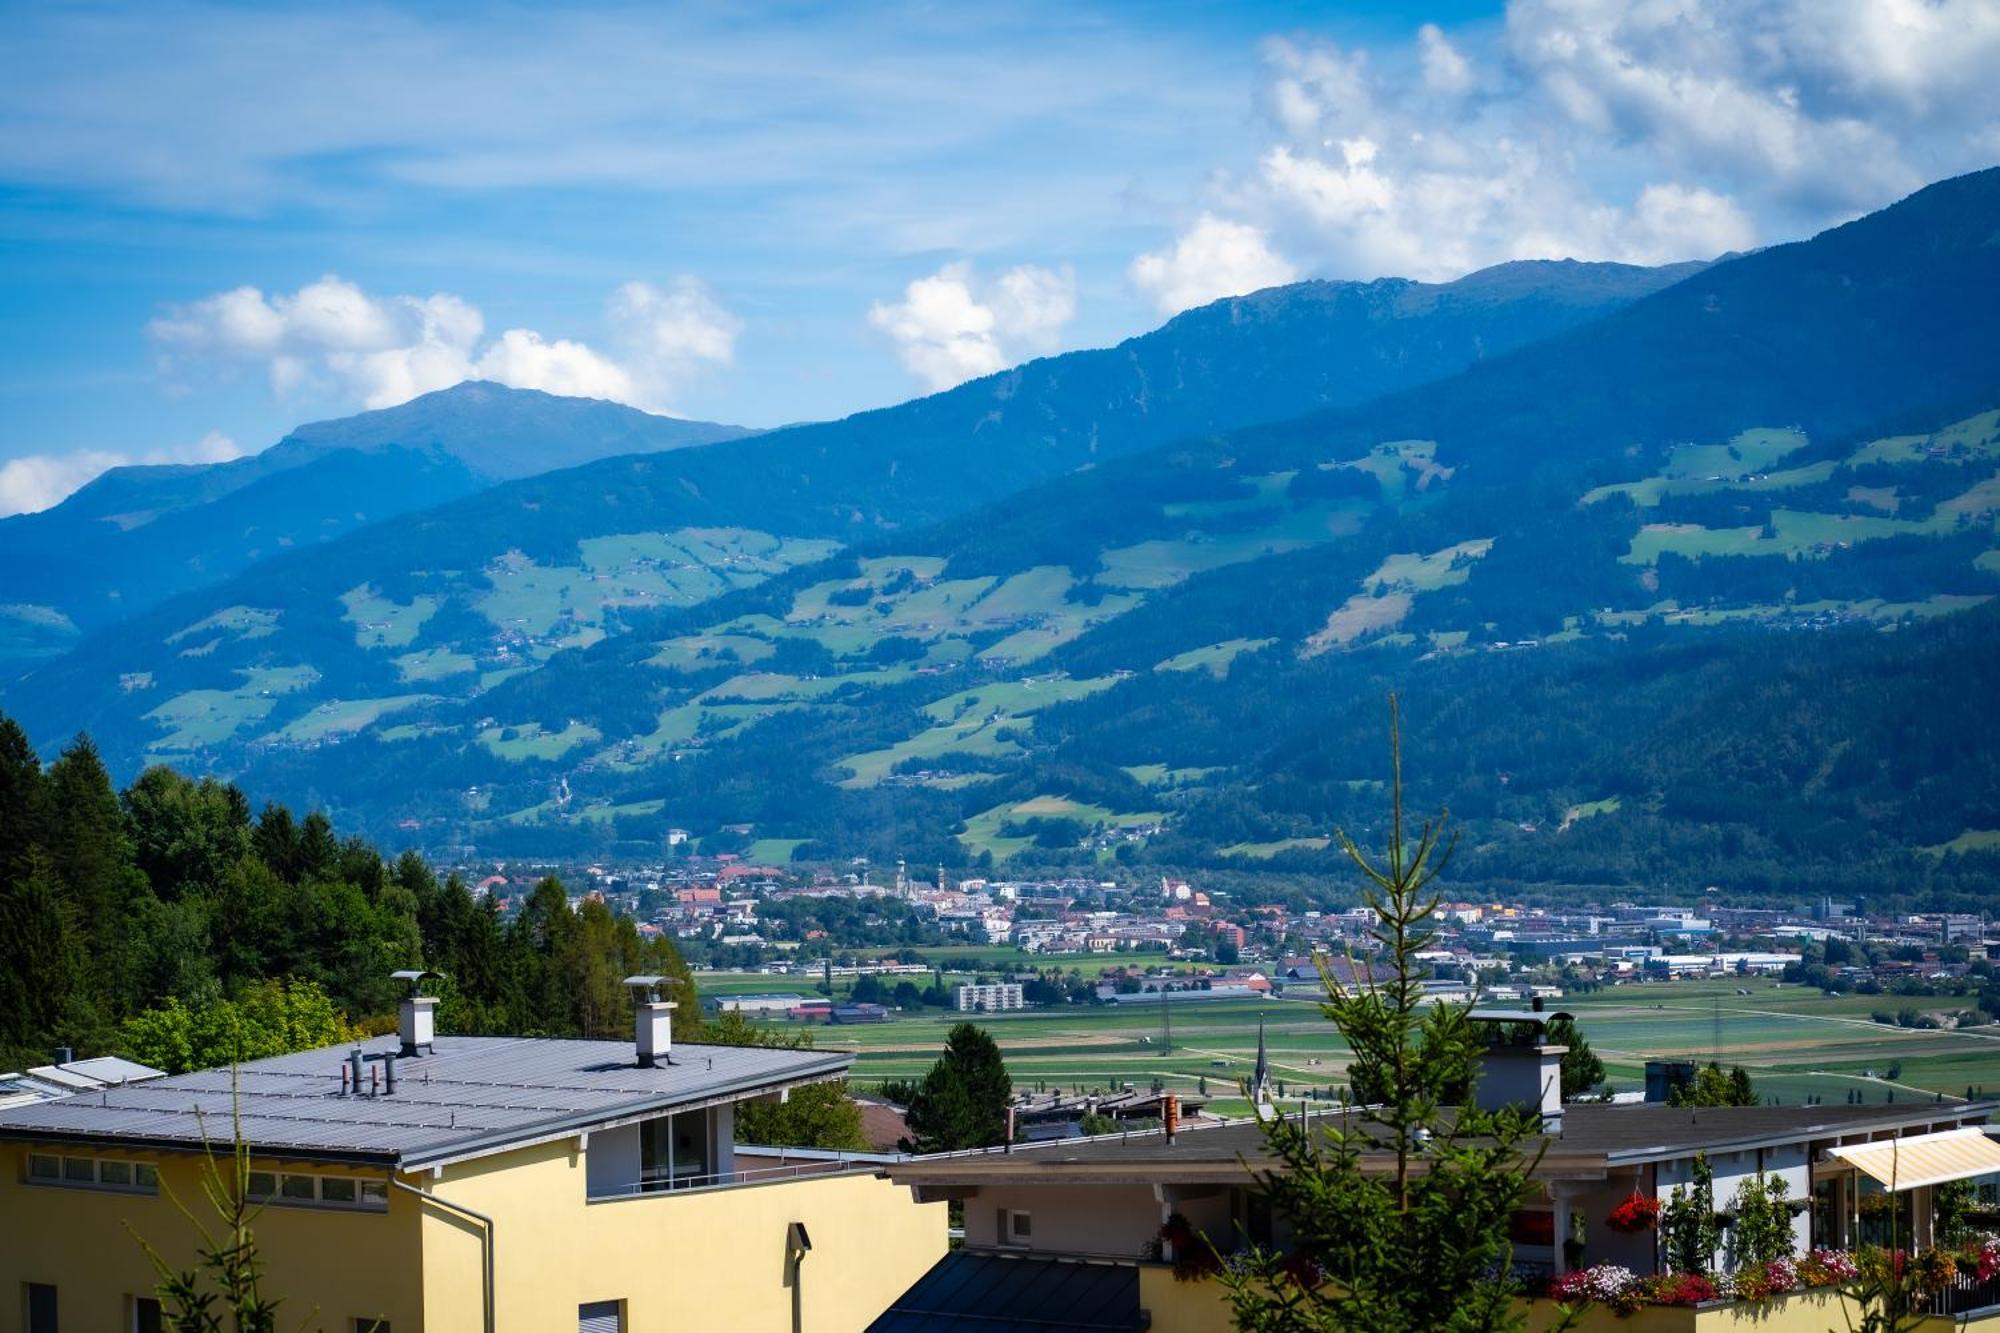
[0,1034,848,1169]
[889,1102,2000,1187]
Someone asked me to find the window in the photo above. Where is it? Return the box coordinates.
[244,1171,385,1211]
[578,1299,624,1333]
[996,1208,1032,1247]
[638,1109,712,1190]
[23,1153,158,1195]
[25,1283,56,1333]
[132,1296,164,1333]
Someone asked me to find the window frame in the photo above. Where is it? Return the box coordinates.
[22,1151,160,1196]
[245,1168,389,1213]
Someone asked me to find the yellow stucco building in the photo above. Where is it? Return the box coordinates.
[0,986,944,1332]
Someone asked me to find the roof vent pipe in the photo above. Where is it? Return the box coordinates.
[349,1048,365,1097]
[383,1052,398,1095]
[625,976,680,1068]
[393,969,442,1058]
[52,1046,73,1066]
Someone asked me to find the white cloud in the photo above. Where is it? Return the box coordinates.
[608,278,744,405]
[1417,23,1472,96]
[150,274,739,414]
[0,432,244,518]
[869,261,1078,392]
[473,329,635,404]
[1147,1,2000,290]
[1129,215,1297,317]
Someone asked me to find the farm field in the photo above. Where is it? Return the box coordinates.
[693,971,2000,1118]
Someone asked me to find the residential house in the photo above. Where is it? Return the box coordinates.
[873,1013,2000,1331]
[0,980,942,1332]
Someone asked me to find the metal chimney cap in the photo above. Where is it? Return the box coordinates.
[624,974,684,1001]
[391,969,443,995]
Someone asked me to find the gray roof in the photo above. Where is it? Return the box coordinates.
[891,1101,2000,1185]
[0,1034,848,1168]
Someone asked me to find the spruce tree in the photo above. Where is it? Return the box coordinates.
[903,1022,1013,1152]
[0,713,48,885]
[1546,1015,1604,1101]
[1217,697,1549,1333]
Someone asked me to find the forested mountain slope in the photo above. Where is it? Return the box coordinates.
[2,259,1692,767]
[0,382,750,660]
[9,169,2000,899]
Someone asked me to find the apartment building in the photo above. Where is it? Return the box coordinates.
[955,983,1025,1013]
[1,979,943,1332]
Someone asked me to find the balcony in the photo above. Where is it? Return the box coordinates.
[587,1145,900,1201]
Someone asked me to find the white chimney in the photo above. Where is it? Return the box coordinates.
[400,996,437,1058]
[625,975,680,1068]
[636,1001,676,1068]
[391,969,440,1057]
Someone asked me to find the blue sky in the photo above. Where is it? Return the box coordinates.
[2,0,1996,515]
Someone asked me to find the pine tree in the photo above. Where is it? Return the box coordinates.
[1216,697,1549,1333]
[0,850,95,1065]
[1546,1016,1604,1100]
[903,1023,1012,1152]
[0,713,48,885]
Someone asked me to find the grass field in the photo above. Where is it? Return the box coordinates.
[272,693,434,743]
[340,585,440,649]
[958,795,1166,859]
[477,720,602,761]
[694,971,2000,1117]
[144,664,319,753]
[1155,638,1275,676]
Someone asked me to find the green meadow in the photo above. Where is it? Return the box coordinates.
[693,971,2000,1118]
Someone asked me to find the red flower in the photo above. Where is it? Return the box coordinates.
[1606,1190,1662,1234]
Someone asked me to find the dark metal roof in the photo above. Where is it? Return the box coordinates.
[890,1102,2000,1186]
[867,1252,1145,1332]
[0,1034,848,1168]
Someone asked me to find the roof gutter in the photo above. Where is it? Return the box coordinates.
[0,1127,394,1168]
[1602,1103,2000,1167]
[392,1177,493,1333]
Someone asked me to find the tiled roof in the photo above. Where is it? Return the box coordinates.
[0,1035,847,1168]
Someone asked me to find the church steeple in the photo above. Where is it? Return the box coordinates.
[1250,1014,1274,1120]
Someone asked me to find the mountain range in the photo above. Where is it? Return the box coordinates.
[0,384,752,660]
[4,168,1998,902]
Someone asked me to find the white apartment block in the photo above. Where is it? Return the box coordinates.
[956,983,1026,1013]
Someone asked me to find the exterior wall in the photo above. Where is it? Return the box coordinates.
[1141,1283,2000,1333]
[959,1183,1162,1259]
[419,1137,947,1332]
[1562,1179,1658,1274]
[0,1142,422,1333]
[1527,1291,2000,1332]
[1655,1145,1810,1275]
[1138,1265,1236,1333]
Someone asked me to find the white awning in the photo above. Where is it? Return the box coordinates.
[1826,1127,2000,1192]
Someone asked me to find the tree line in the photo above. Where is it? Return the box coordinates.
[0,709,698,1072]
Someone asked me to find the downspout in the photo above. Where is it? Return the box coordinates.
[390,1176,495,1333]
